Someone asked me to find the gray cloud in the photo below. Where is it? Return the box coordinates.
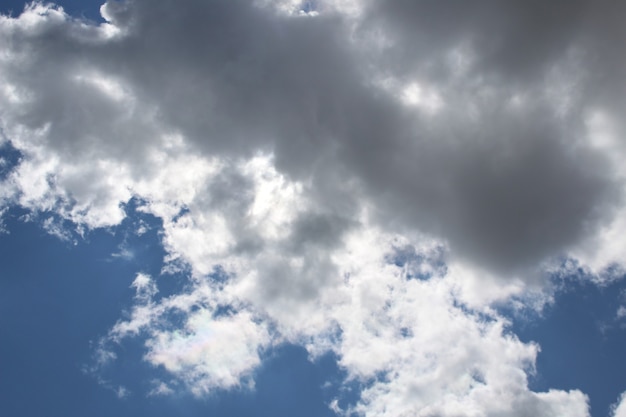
[2,0,625,278]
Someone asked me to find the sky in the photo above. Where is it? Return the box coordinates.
[1,1,626,416]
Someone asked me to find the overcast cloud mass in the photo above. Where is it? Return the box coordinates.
[2,1,626,416]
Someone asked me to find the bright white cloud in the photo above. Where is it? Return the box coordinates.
[105,273,271,395]
[613,392,626,417]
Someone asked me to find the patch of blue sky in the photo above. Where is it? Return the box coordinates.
[384,243,447,281]
[300,1,316,14]
[0,140,21,182]
[0,207,142,416]
[508,275,626,417]
[0,0,105,22]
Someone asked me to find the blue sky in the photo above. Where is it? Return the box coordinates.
[0,0,102,20]
[516,279,626,416]
[2,1,626,417]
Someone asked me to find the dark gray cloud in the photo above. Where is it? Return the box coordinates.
[1,0,625,279]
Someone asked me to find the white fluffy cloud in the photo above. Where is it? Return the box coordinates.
[100,226,589,415]
[105,273,271,395]
[2,0,626,415]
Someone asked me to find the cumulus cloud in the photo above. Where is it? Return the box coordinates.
[1,0,625,415]
[100,227,590,415]
[104,273,271,395]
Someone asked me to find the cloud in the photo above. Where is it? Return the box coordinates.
[147,380,174,397]
[304,228,590,417]
[2,0,624,277]
[613,392,626,417]
[104,273,271,395]
[1,0,626,414]
[100,228,589,415]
